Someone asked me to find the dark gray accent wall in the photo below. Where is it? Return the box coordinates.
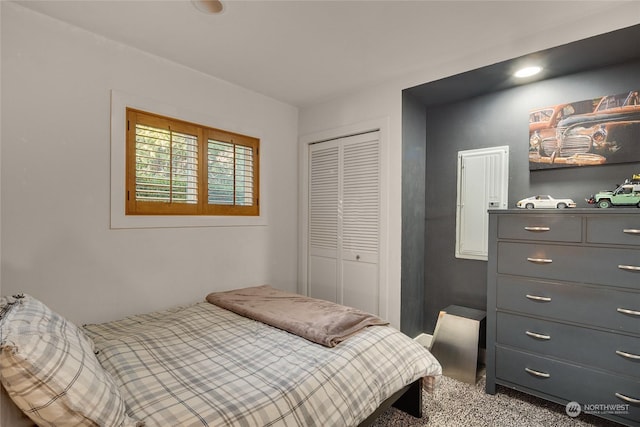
[403,55,640,334]
[423,94,492,333]
[401,93,427,337]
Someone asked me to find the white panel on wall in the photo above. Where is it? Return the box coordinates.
[455,146,509,260]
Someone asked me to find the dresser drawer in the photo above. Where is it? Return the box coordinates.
[497,242,640,290]
[496,312,640,378]
[496,346,640,424]
[587,215,640,246]
[496,276,640,333]
[498,215,582,242]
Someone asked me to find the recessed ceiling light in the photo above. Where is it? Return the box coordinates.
[192,0,224,14]
[514,66,542,78]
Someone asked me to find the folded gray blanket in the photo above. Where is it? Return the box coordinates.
[206,285,389,347]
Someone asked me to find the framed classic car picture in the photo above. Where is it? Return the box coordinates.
[529,90,640,170]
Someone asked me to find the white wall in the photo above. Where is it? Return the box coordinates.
[0,1,3,301]
[298,2,640,330]
[1,3,299,325]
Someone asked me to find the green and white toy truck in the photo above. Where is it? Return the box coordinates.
[586,174,640,208]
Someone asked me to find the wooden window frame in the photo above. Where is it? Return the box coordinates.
[126,108,259,216]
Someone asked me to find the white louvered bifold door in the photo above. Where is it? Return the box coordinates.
[308,140,340,303]
[308,131,380,315]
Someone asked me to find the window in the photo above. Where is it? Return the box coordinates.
[126,108,259,216]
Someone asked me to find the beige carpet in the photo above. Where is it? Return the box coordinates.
[371,375,624,427]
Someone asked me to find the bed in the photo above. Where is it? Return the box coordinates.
[0,287,441,426]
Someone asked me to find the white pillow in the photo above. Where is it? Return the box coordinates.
[0,294,142,427]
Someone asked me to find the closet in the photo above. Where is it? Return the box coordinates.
[307,131,381,315]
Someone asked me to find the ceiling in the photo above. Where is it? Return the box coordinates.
[409,22,640,108]
[12,1,640,108]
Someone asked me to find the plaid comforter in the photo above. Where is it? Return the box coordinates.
[84,302,441,427]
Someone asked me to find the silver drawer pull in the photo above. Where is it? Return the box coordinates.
[526,294,552,302]
[623,228,640,235]
[524,226,550,232]
[525,367,550,378]
[618,264,640,272]
[526,331,551,340]
[617,307,640,316]
[616,350,640,360]
[527,257,553,264]
[615,392,640,404]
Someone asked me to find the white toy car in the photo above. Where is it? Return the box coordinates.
[516,195,576,209]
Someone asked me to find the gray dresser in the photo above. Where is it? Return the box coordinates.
[486,209,640,426]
